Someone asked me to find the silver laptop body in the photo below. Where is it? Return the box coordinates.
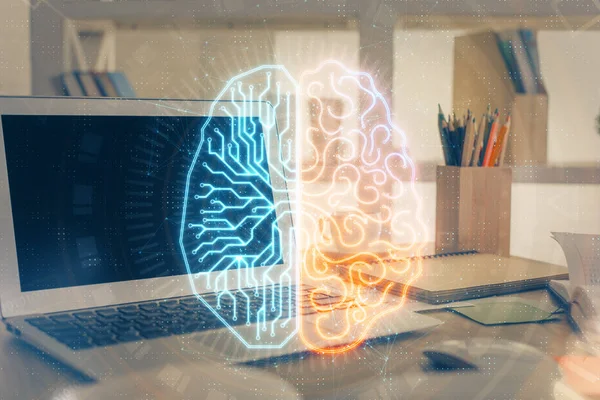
[0,97,440,380]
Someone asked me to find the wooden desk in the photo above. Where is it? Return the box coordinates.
[0,290,585,399]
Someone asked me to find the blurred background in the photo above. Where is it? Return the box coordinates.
[1,0,598,265]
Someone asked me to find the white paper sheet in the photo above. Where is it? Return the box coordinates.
[552,232,600,287]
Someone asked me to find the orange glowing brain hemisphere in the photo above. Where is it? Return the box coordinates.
[297,61,427,353]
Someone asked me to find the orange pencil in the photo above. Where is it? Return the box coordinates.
[489,116,511,166]
[482,109,500,167]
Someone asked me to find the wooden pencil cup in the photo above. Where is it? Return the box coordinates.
[435,166,512,256]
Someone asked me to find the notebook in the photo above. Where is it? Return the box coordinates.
[505,30,537,94]
[496,31,525,93]
[107,72,136,97]
[519,29,544,93]
[61,71,133,98]
[571,286,600,354]
[74,71,101,97]
[547,279,574,306]
[93,72,119,97]
[548,232,599,308]
[549,232,600,346]
[60,72,84,97]
[551,232,600,288]
[344,252,568,304]
[495,29,543,94]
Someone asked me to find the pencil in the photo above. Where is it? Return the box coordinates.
[482,109,500,167]
[489,116,510,166]
[438,104,453,166]
[457,111,468,164]
[452,112,459,132]
[479,106,492,166]
[488,120,507,167]
[455,125,464,165]
[470,117,478,165]
[461,114,476,167]
[440,121,454,166]
[447,117,458,165]
[496,115,512,166]
[445,123,458,166]
[471,113,487,166]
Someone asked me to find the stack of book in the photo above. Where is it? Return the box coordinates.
[496,29,543,95]
[60,71,136,98]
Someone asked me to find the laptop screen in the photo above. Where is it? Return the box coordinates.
[1,114,282,292]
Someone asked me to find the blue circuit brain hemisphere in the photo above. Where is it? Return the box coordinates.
[191,118,280,274]
[180,66,298,348]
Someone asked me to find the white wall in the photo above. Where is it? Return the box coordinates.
[115,29,275,99]
[393,29,464,164]
[0,0,31,95]
[539,31,600,165]
[511,183,600,266]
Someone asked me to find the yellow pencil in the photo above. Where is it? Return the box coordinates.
[461,115,476,167]
[496,115,512,166]
[471,114,487,166]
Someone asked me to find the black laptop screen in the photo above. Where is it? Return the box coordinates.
[1,114,282,292]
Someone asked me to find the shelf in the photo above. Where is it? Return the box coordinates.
[297,163,600,185]
[46,0,600,22]
[413,163,600,184]
[45,0,355,22]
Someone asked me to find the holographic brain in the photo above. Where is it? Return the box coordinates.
[297,61,427,353]
[180,66,299,348]
[180,62,426,353]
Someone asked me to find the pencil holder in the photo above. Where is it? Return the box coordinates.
[435,166,512,256]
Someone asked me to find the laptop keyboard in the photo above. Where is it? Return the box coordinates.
[24,285,318,350]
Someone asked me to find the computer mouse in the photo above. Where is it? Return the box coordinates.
[422,338,547,370]
[412,339,561,399]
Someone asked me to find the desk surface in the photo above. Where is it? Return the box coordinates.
[0,289,584,399]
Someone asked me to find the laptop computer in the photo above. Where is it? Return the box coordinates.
[0,96,441,380]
